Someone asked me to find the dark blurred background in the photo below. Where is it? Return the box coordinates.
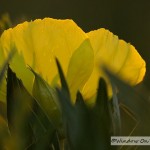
[0,0,150,86]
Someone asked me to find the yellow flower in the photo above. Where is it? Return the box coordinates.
[82,29,146,98]
[0,18,146,102]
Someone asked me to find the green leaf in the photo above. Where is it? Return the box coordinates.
[55,61,93,150]
[56,61,115,150]
[56,58,70,100]
[90,78,113,150]
[57,88,94,150]
[31,68,61,129]
[7,66,34,149]
[7,67,56,149]
[57,84,115,150]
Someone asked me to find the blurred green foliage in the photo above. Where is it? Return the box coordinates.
[0,58,149,149]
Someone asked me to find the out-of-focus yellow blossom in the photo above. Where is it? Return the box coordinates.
[0,18,146,102]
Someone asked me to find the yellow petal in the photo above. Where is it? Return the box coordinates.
[0,18,88,95]
[0,28,35,93]
[67,39,94,101]
[83,28,146,99]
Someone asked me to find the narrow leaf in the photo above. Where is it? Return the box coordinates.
[56,58,70,99]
